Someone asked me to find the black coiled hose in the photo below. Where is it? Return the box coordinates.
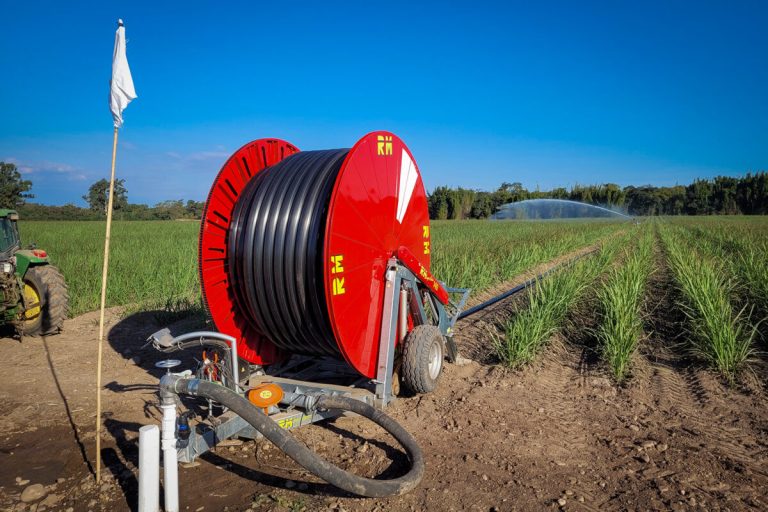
[166,377,424,497]
[228,150,349,356]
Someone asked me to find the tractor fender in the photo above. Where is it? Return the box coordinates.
[14,249,49,278]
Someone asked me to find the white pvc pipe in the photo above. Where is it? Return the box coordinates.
[138,425,160,512]
[160,403,179,512]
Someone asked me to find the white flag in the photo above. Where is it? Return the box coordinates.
[110,19,137,128]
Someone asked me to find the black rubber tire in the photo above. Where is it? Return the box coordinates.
[401,325,444,394]
[23,265,69,336]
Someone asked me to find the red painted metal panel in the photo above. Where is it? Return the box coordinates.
[198,138,300,365]
[324,132,432,378]
[396,246,450,305]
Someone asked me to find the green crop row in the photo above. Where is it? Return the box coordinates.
[21,221,201,316]
[431,219,626,294]
[661,221,766,355]
[596,226,654,383]
[660,224,757,383]
[493,231,628,368]
[672,220,768,319]
[22,219,627,318]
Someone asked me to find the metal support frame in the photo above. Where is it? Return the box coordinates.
[176,375,372,463]
[374,258,400,407]
[152,257,470,465]
[373,258,470,406]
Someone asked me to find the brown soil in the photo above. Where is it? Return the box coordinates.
[1,244,767,511]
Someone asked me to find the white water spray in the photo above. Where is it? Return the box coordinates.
[490,199,631,220]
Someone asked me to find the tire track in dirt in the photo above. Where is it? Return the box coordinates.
[626,227,768,510]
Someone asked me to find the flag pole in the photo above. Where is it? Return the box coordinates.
[98,16,136,484]
[95,125,119,483]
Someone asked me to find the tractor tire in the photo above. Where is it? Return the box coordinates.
[401,325,445,395]
[22,265,69,336]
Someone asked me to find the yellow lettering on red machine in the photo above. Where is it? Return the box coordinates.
[331,254,346,295]
[331,254,344,274]
[377,135,393,156]
[333,277,345,296]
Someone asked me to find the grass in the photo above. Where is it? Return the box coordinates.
[735,241,768,316]
[493,232,626,368]
[21,221,200,316]
[18,216,768,382]
[660,224,757,383]
[20,219,627,317]
[596,227,653,383]
[431,219,626,295]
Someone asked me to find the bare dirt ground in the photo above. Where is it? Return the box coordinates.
[1,245,767,512]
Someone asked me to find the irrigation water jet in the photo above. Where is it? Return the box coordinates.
[490,199,631,220]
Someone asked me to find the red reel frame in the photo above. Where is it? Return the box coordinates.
[199,132,433,379]
[198,138,300,365]
[324,132,431,378]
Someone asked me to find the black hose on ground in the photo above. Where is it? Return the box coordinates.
[456,248,598,321]
[164,377,424,497]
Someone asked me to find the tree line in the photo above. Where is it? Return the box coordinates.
[1,161,766,221]
[17,199,206,221]
[0,163,206,220]
[429,172,768,219]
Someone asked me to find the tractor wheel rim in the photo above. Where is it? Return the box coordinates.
[23,283,41,320]
[428,340,442,380]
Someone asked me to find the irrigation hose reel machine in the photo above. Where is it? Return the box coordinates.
[139,132,470,508]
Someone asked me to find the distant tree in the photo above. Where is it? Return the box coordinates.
[685,179,713,215]
[155,200,187,220]
[83,178,128,213]
[550,187,568,200]
[421,171,767,220]
[0,162,34,208]
[736,172,768,214]
[471,192,494,218]
[185,200,205,219]
[428,187,450,220]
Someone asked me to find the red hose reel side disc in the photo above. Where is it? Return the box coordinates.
[199,138,300,365]
[324,132,431,378]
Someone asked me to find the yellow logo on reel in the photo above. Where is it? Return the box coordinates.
[377,135,393,156]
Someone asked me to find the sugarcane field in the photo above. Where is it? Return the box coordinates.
[1,3,767,512]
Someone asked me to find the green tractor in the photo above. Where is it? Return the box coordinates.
[0,210,68,335]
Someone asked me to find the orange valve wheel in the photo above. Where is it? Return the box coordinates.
[247,383,284,415]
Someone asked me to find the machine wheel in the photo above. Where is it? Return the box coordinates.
[401,325,444,394]
[22,265,69,336]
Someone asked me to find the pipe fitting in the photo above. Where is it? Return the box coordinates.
[159,374,184,403]
[280,391,319,411]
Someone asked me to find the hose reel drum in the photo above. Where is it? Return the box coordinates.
[199,131,460,394]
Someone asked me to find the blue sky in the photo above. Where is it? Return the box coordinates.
[0,1,766,206]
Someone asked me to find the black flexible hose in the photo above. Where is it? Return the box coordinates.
[456,248,598,320]
[168,378,424,497]
[228,150,349,356]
